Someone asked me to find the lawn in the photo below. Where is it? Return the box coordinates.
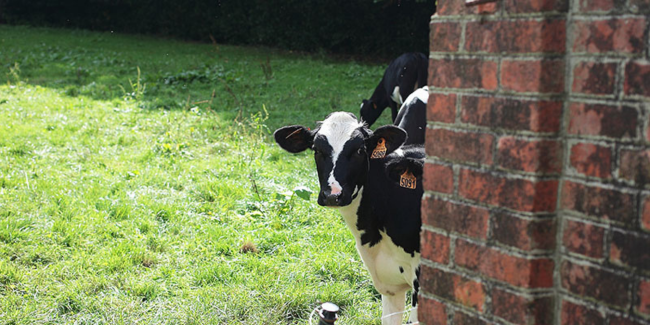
[0,25,397,324]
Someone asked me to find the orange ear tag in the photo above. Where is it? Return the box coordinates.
[400,169,417,189]
[370,138,387,159]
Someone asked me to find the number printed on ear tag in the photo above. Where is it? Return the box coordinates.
[370,138,387,159]
[400,169,416,189]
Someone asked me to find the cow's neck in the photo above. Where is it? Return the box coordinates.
[338,187,364,238]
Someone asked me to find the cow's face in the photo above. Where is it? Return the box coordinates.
[275,112,406,207]
[359,99,382,127]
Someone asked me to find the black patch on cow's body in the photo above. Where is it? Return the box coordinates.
[394,92,427,146]
[412,266,420,307]
[355,147,424,256]
[399,266,404,273]
[360,52,429,126]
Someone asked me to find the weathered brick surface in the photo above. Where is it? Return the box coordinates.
[505,0,568,13]
[625,61,650,98]
[638,279,650,317]
[423,1,649,324]
[430,58,498,90]
[572,61,617,95]
[459,169,558,212]
[560,259,631,308]
[501,59,565,94]
[567,103,638,139]
[562,219,606,258]
[423,162,454,194]
[573,18,646,53]
[430,22,462,53]
[418,296,447,325]
[577,0,620,12]
[492,211,556,251]
[465,20,566,53]
[420,265,486,311]
[425,128,494,165]
[455,239,555,288]
[610,230,650,271]
[421,196,489,239]
[561,300,605,325]
[569,142,612,178]
[619,149,650,185]
[497,137,562,174]
[428,93,457,123]
[561,181,636,224]
[421,230,450,265]
[491,288,554,324]
[461,96,563,133]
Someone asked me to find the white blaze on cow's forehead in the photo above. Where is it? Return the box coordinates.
[318,112,364,192]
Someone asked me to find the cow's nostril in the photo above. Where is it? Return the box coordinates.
[325,194,339,206]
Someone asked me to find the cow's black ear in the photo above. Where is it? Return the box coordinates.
[274,125,313,153]
[367,125,406,158]
[385,157,424,183]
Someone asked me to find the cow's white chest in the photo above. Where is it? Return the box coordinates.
[338,190,418,296]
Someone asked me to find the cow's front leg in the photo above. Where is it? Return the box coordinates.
[381,292,406,325]
[408,306,418,324]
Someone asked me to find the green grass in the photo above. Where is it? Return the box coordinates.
[0,25,398,324]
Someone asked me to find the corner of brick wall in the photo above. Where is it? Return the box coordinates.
[420,0,650,324]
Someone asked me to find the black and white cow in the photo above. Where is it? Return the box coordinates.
[274,112,424,324]
[360,52,428,126]
[394,86,429,146]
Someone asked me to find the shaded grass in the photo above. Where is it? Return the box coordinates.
[0,25,401,324]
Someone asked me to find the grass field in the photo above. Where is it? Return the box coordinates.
[0,25,397,324]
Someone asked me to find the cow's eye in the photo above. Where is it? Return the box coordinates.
[356,147,364,156]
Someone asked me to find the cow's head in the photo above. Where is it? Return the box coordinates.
[274,112,406,207]
[359,99,383,127]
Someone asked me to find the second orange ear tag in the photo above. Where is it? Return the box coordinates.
[370,138,387,159]
[400,169,416,189]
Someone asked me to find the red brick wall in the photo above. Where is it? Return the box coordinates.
[420,0,650,324]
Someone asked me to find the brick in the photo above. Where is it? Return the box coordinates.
[430,22,462,53]
[497,137,562,174]
[462,96,562,133]
[465,20,566,53]
[420,265,486,311]
[573,18,646,54]
[430,58,498,90]
[436,0,498,16]
[562,219,606,258]
[491,288,554,324]
[459,169,559,213]
[561,181,636,224]
[572,61,617,95]
[428,93,456,123]
[611,230,650,271]
[493,211,556,251]
[577,0,619,11]
[453,312,492,325]
[625,61,650,98]
[643,196,650,231]
[505,0,568,13]
[638,279,650,316]
[561,300,605,325]
[421,197,489,239]
[501,59,565,94]
[619,149,650,185]
[569,142,612,178]
[560,259,631,307]
[423,162,454,194]
[567,103,638,139]
[425,128,494,165]
[455,239,555,288]
[418,297,447,325]
[421,230,450,264]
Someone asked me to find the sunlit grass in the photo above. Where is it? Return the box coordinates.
[0,25,397,324]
